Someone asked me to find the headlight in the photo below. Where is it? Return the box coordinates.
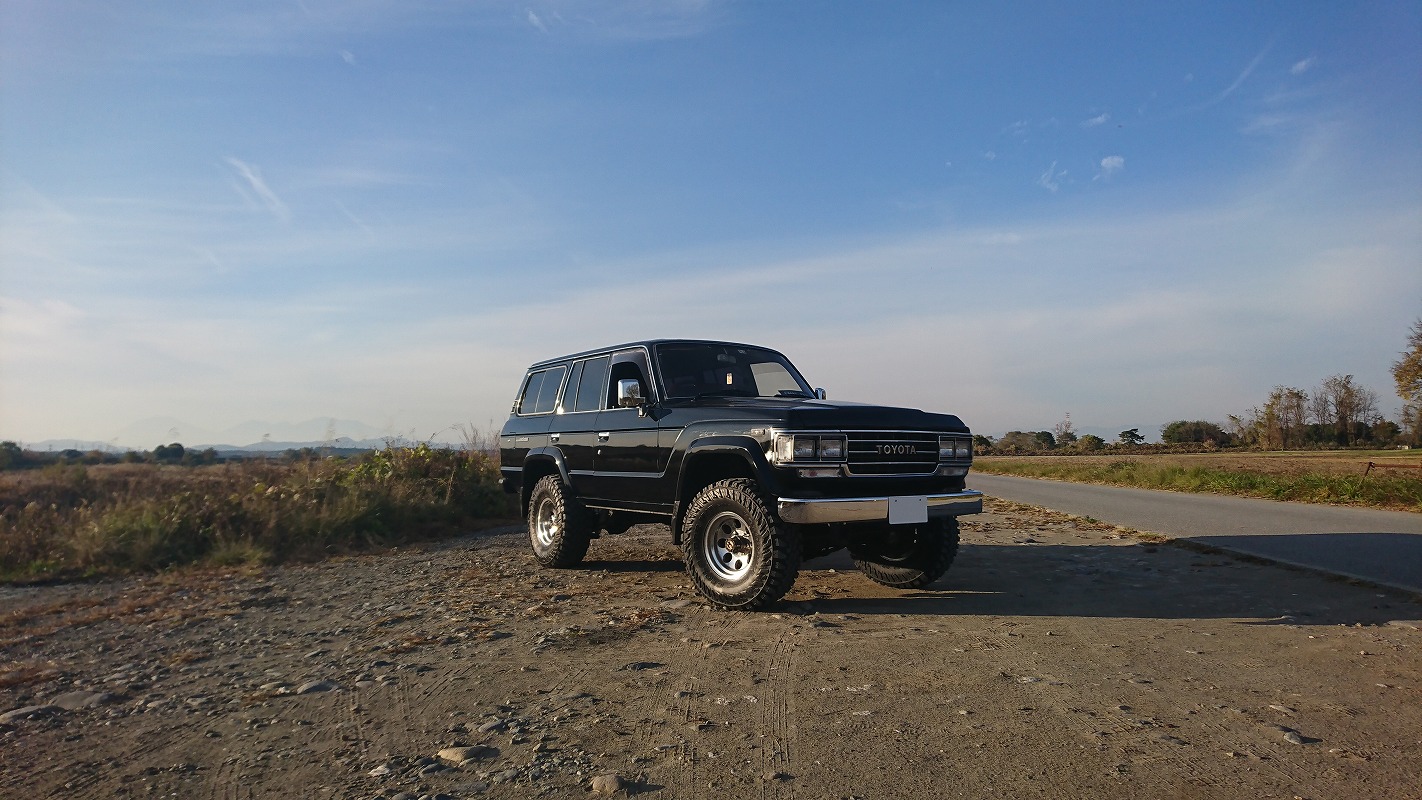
[793,436,818,460]
[939,436,972,460]
[774,433,846,463]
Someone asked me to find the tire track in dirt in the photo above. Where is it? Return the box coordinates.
[665,664,704,800]
[965,619,1313,800]
[333,684,372,769]
[757,632,797,800]
[377,674,421,756]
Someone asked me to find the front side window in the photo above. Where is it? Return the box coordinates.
[607,350,652,409]
[655,343,813,400]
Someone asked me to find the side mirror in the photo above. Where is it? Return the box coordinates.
[617,378,645,408]
[815,387,827,400]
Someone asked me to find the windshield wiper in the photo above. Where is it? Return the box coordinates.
[692,389,756,401]
[775,389,812,398]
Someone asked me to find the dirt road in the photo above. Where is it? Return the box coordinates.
[3,499,1419,799]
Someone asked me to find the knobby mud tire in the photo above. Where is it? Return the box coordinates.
[850,517,960,589]
[527,475,594,568]
[681,478,800,611]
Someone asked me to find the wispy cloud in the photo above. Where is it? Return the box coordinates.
[224,157,289,221]
[1038,161,1065,192]
[333,200,375,239]
[1095,155,1125,180]
[339,49,356,65]
[1081,112,1110,128]
[526,9,548,33]
[1214,43,1271,104]
[1242,114,1293,134]
[1290,57,1316,75]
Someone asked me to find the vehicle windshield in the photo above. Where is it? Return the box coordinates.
[654,343,814,400]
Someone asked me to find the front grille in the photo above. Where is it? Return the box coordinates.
[846,432,940,476]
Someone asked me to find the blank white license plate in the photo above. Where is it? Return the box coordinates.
[888,496,928,525]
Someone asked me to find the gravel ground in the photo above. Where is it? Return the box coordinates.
[2,498,1419,799]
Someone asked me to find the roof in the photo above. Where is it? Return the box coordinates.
[525,339,782,370]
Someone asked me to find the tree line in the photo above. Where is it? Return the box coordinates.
[977,317,1422,454]
[0,441,223,470]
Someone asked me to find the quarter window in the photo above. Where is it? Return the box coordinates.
[518,366,567,415]
[532,366,566,414]
[517,371,546,415]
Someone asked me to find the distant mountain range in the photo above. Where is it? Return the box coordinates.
[18,416,444,454]
[21,435,407,455]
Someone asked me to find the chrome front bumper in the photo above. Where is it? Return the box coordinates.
[776,489,983,525]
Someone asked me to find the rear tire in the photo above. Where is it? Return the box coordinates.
[849,518,959,589]
[527,475,593,568]
[681,479,800,610]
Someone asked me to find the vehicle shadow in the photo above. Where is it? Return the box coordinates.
[582,558,686,573]
[794,539,1421,627]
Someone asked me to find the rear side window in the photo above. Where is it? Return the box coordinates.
[517,366,567,415]
[559,361,584,413]
[574,356,610,413]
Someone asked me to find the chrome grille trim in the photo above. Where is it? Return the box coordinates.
[845,431,943,476]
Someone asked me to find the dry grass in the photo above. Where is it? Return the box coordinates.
[0,445,518,583]
[975,451,1422,511]
[0,662,63,690]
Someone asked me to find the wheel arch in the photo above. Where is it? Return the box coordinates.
[673,438,775,544]
[519,450,567,518]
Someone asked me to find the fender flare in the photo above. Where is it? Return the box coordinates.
[520,448,571,504]
[672,436,780,540]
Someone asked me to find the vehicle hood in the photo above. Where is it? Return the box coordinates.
[668,396,970,433]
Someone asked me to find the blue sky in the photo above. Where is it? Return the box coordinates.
[2,1,1420,447]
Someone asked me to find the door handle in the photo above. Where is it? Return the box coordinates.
[597,432,610,442]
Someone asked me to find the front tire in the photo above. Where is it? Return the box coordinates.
[527,475,593,568]
[849,518,960,589]
[681,479,800,610]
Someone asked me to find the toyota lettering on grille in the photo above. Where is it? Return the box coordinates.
[876,444,918,456]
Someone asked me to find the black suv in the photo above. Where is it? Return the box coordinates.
[499,339,981,610]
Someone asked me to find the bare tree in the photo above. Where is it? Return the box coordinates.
[1393,318,1422,445]
[1264,386,1308,449]
[1316,375,1378,445]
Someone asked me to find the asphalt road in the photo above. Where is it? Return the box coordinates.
[968,473,1422,594]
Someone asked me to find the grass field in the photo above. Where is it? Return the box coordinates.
[0,445,519,583]
[973,451,1422,512]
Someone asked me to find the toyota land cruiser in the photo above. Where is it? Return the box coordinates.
[498,339,982,610]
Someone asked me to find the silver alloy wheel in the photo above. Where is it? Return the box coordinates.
[702,510,755,582]
[533,496,560,549]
